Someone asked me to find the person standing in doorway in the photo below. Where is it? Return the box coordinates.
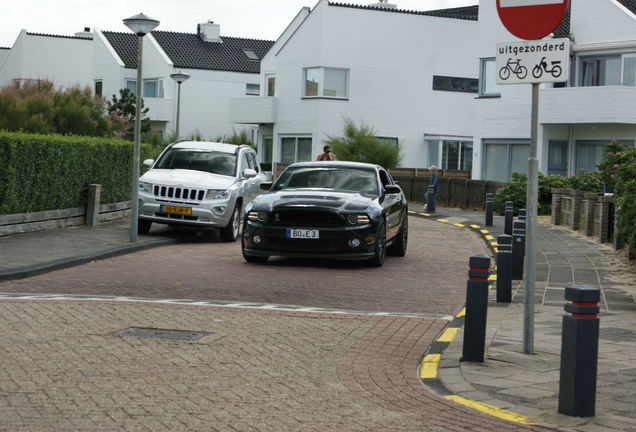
[317,145,335,161]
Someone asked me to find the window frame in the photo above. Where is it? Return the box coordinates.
[479,58,501,98]
[94,80,103,98]
[280,136,313,163]
[302,67,349,99]
[482,139,530,182]
[246,83,260,96]
[432,75,479,93]
[124,79,164,98]
[578,54,622,87]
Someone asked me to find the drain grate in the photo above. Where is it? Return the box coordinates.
[112,327,211,341]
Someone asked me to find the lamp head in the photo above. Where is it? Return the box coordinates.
[170,71,191,84]
[123,13,159,36]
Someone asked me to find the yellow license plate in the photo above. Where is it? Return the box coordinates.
[160,205,192,215]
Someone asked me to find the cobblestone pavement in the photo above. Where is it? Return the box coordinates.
[0,300,549,432]
[0,218,485,316]
[1,207,635,431]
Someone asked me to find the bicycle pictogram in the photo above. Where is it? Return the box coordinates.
[532,57,562,79]
[499,58,528,80]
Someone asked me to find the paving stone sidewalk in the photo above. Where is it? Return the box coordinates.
[410,204,636,432]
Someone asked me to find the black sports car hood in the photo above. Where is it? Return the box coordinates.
[252,190,376,212]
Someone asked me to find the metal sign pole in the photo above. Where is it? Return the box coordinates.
[523,82,539,354]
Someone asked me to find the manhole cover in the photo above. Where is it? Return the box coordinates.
[112,327,211,341]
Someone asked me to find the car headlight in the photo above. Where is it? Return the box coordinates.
[347,214,370,225]
[206,189,230,200]
[139,181,152,193]
[247,210,267,222]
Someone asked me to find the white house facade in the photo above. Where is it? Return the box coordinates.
[231,0,636,181]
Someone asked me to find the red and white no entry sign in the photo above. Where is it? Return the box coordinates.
[497,0,569,40]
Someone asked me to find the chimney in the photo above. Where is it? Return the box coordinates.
[370,0,397,9]
[74,27,93,38]
[197,20,221,43]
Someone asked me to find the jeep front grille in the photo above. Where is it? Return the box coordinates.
[153,185,205,201]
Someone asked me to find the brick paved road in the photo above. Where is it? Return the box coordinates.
[0,218,486,316]
[0,217,555,431]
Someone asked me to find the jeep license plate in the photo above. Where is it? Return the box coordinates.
[287,229,319,239]
[160,205,192,215]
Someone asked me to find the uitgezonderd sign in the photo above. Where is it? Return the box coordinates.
[496,38,570,85]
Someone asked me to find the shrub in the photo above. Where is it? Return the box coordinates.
[493,171,603,215]
[325,117,402,168]
[0,80,117,137]
[598,141,636,253]
[0,131,151,215]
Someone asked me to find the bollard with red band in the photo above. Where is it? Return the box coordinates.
[558,285,600,417]
[461,254,491,363]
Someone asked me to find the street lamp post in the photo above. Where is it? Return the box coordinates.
[170,71,190,141]
[123,13,159,242]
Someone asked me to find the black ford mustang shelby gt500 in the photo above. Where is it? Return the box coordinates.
[241,161,408,267]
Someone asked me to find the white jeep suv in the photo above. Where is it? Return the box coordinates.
[138,141,265,241]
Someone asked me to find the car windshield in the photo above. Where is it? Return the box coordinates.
[155,149,237,177]
[272,166,379,195]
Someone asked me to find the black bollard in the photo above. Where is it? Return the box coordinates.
[504,201,514,236]
[512,220,526,280]
[425,185,436,213]
[518,208,527,221]
[558,285,600,417]
[485,193,494,227]
[461,254,491,363]
[496,235,512,303]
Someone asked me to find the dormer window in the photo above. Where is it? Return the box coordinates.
[243,49,258,60]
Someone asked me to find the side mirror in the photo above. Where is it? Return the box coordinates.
[384,184,401,194]
[260,182,273,191]
[243,168,257,179]
[143,159,155,168]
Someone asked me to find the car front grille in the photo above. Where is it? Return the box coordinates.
[153,185,206,202]
[267,209,345,227]
[264,236,344,252]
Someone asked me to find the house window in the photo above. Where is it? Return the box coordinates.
[246,83,260,95]
[479,58,501,97]
[143,79,163,98]
[125,79,163,97]
[263,136,273,164]
[303,67,349,98]
[432,75,478,93]
[483,140,529,182]
[126,80,137,95]
[426,138,473,171]
[281,137,312,163]
[579,55,621,86]
[94,80,103,98]
[548,140,568,177]
[266,74,275,96]
[622,55,636,86]
[377,136,399,148]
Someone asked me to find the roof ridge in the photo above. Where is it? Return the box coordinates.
[153,29,274,43]
[327,2,478,20]
[25,32,92,40]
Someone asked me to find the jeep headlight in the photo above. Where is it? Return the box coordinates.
[139,181,152,193]
[206,189,230,200]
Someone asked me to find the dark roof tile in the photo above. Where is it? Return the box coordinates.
[102,30,274,73]
[617,0,636,13]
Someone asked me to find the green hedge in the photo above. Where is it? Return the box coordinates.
[0,131,151,215]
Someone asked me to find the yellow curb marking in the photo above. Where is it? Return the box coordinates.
[437,219,449,223]
[419,354,441,379]
[444,395,537,425]
[470,224,481,229]
[437,327,460,342]
[454,223,465,228]
[488,274,497,281]
[493,247,499,253]
[480,229,489,234]
[456,308,466,318]
[485,235,495,240]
